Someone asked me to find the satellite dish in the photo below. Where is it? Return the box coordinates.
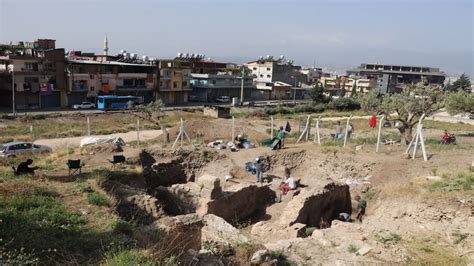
[177,52,181,57]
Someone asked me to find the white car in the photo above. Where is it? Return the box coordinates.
[216,96,231,103]
[72,101,96,109]
[0,142,52,158]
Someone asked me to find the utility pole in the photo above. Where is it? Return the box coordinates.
[240,67,245,105]
[10,64,16,117]
[293,76,297,104]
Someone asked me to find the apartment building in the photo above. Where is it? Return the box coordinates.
[246,56,306,100]
[158,59,192,105]
[299,67,323,84]
[347,63,446,94]
[66,51,158,105]
[0,39,66,109]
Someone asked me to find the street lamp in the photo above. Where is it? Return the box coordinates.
[8,64,15,117]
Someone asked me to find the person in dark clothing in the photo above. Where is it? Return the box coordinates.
[14,159,38,176]
[272,127,287,150]
[355,195,367,223]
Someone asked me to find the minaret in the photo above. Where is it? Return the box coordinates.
[103,34,109,56]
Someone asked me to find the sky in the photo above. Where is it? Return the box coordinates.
[1,0,473,76]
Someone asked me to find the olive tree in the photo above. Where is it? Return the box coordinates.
[361,84,445,144]
[133,100,170,142]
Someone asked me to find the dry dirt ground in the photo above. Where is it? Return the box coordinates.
[2,114,473,264]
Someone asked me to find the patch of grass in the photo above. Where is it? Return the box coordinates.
[103,249,157,266]
[427,170,473,192]
[347,244,358,253]
[362,188,379,201]
[0,185,91,263]
[375,231,402,245]
[406,240,466,265]
[423,120,474,132]
[452,231,468,244]
[87,192,109,206]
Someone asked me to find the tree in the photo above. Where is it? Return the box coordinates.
[339,86,347,98]
[450,73,471,92]
[360,84,445,144]
[133,100,170,142]
[350,83,357,97]
[445,90,474,115]
[309,83,327,103]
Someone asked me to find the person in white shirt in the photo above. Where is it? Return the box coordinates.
[279,167,297,194]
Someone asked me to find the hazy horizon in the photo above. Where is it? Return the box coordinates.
[1,0,472,77]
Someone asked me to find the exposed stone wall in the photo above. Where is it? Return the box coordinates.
[204,184,275,224]
[279,183,351,228]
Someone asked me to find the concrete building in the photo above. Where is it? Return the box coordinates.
[246,56,306,100]
[66,51,158,105]
[190,73,254,102]
[319,76,340,96]
[158,59,192,105]
[347,63,446,94]
[0,39,67,109]
[299,67,323,84]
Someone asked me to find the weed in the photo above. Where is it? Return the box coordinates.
[452,232,468,244]
[363,188,378,200]
[347,244,358,253]
[304,227,316,237]
[103,249,157,266]
[202,240,233,257]
[375,231,402,245]
[427,170,473,192]
[87,192,109,206]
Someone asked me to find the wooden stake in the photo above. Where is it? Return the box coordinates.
[87,117,90,136]
[376,115,384,153]
[343,115,352,147]
[270,116,274,137]
[232,116,235,141]
[136,119,140,147]
[297,115,311,143]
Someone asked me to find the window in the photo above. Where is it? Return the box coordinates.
[90,86,95,91]
[260,74,263,78]
[267,74,271,78]
[24,62,38,71]
[43,63,55,71]
[73,80,87,91]
[266,67,271,71]
[135,79,145,87]
[252,67,257,70]
[173,82,178,88]
[123,79,134,86]
[182,81,187,87]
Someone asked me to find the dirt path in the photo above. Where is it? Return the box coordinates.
[35,129,163,150]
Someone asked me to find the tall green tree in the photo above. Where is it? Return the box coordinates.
[450,73,471,92]
[445,90,474,115]
[360,84,445,144]
[309,83,327,103]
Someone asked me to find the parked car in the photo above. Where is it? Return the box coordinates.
[188,95,199,102]
[0,142,52,158]
[216,96,231,103]
[72,101,96,109]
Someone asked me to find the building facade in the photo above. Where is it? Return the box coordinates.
[0,39,67,109]
[158,59,192,105]
[190,73,254,102]
[246,57,306,100]
[347,63,446,94]
[66,51,158,105]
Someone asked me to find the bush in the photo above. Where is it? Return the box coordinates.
[327,97,361,111]
[87,192,109,206]
[111,220,133,235]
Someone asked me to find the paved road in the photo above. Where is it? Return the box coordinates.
[0,99,312,116]
[35,129,163,150]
